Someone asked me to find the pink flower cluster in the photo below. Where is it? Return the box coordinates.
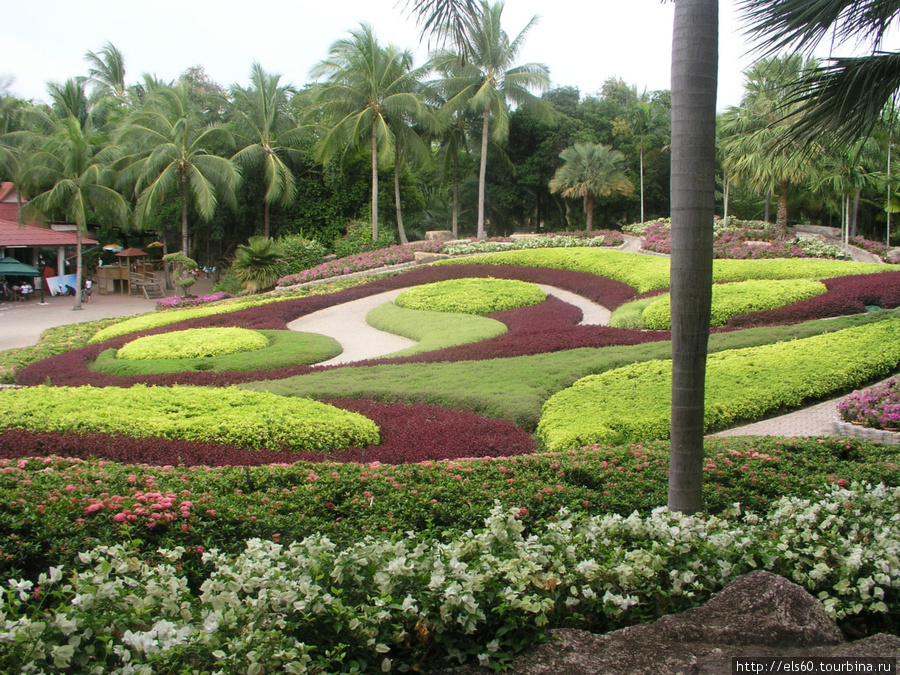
[837,377,900,431]
[156,292,234,310]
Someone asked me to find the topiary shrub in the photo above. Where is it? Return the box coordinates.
[394,278,546,315]
[116,328,269,361]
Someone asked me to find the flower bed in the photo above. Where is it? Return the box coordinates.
[837,377,900,431]
[156,291,235,310]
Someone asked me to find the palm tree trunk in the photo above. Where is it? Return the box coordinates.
[452,153,459,239]
[584,193,594,232]
[764,191,771,223]
[477,104,490,239]
[264,201,270,239]
[851,189,860,238]
[668,0,718,515]
[371,125,379,241]
[394,147,409,244]
[73,230,84,311]
[888,131,893,246]
[775,179,789,237]
[723,177,730,223]
[181,172,189,255]
[640,144,645,224]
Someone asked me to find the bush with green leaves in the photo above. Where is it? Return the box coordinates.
[231,236,288,293]
[3,484,899,673]
[394,278,546,315]
[537,317,900,450]
[608,296,664,329]
[440,234,615,256]
[90,330,341,375]
[0,385,379,452]
[641,279,828,329]
[116,328,270,361]
[278,234,327,274]
[332,220,397,258]
[366,302,507,357]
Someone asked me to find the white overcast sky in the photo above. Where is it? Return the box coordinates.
[0,0,797,112]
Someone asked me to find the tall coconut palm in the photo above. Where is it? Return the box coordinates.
[719,55,817,237]
[23,117,129,310]
[668,0,718,514]
[84,42,127,102]
[629,96,669,224]
[740,0,900,143]
[548,143,633,231]
[231,62,308,238]
[311,24,428,242]
[433,1,551,238]
[118,84,239,256]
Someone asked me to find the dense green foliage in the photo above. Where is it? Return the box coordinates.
[642,279,828,329]
[0,385,379,451]
[366,302,507,357]
[394,278,546,315]
[537,318,900,450]
[116,327,269,360]
[90,330,341,375]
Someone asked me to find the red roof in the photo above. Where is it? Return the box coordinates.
[0,182,15,203]
[0,219,98,247]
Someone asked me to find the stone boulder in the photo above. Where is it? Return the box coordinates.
[433,571,900,674]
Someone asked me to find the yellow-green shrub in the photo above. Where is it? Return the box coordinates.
[642,279,828,329]
[394,278,545,315]
[0,385,379,452]
[116,328,269,361]
[537,317,900,450]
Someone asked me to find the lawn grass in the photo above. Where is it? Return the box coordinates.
[244,310,898,430]
[366,302,508,357]
[89,330,342,375]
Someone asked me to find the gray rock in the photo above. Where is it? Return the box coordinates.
[431,571,900,674]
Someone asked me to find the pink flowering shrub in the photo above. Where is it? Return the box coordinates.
[837,377,900,430]
[156,292,234,310]
[849,236,893,260]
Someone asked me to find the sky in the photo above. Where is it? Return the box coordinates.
[1,0,776,112]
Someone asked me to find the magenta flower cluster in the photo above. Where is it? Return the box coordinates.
[837,377,900,430]
[156,292,234,310]
[276,241,443,287]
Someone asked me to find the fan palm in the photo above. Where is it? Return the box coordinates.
[312,24,428,242]
[23,117,129,310]
[549,143,633,231]
[432,1,551,238]
[118,84,239,256]
[231,63,308,238]
[230,236,287,293]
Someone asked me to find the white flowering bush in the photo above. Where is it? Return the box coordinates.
[440,234,613,256]
[3,484,899,673]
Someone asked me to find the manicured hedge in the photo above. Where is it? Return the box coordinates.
[642,279,828,329]
[116,327,269,360]
[90,330,342,376]
[537,317,900,450]
[0,385,380,452]
[394,278,546,315]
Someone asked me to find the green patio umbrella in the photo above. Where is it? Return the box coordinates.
[0,257,40,277]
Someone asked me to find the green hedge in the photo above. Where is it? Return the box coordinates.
[642,279,828,329]
[116,328,269,361]
[366,302,507,357]
[90,330,342,376]
[537,318,900,450]
[442,249,884,293]
[394,278,545,315]
[0,385,380,452]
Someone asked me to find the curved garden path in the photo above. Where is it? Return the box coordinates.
[287,285,613,366]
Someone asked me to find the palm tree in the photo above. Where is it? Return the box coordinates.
[719,55,817,237]
[548,143,633,231]
[231,62,308,238]
[47,79,91,128]
[311,24,427,242]
[230,236,287,293]
[629,96,669,224]
[668,0,719,514]
[740,0,900,143]
[433,1,551,238]
[84,42,127,102]
[118,84,239,256]
[23,117,129,310]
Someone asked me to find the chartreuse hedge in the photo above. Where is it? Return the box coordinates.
[641,279,828,329]
[441,248,884,293]
[90,330,342,376]
[116,328,269,360]
[537,318,900,450]
[366,303,507,357]
[394,278,545,315]
[0,385,379,451]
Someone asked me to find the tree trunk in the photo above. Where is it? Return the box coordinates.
[584,193,594,232]
[668,0,718,515]
[477,104,490,239]
[764,191,771,223]
[181,172,189,256]
[640,144,645,224]
[723,177,730,224]
[264,201,270,239]
[452,153,459,238]
[73,228,84,311]
[371,124,379,241]
[775,179,789,238]
[394,147,409,245]
[851,189,860,238]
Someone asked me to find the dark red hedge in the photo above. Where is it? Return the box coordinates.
[0,399,535,466]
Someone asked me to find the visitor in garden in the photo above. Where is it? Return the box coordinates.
[82,278,93,304]
[18,281,32,301]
